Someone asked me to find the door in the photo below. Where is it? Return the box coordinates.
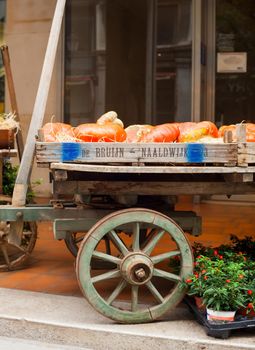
[64,0,203,127]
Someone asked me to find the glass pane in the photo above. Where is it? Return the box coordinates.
[105,0,147,126]
[215,0,255,127]
[65,0,147,127]
[155,0,192,124]
[65,0,96,125]
[64,0,192,126]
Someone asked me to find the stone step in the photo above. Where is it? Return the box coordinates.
[0,288,254,350]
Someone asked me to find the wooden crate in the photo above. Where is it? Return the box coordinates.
[36,141,239,165]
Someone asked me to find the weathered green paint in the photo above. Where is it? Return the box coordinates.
[53,212,201,240]
[76,208,193,323]
[0,205,114,222]
[53,219,97,240]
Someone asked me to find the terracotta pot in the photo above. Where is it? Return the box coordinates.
[206,308,236,323]
[194,296,206,312]
[0,129,15,149]
[238,307,255,318]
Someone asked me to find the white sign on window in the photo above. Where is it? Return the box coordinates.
[217,52,247,73]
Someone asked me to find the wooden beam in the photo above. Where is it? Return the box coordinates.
[12,0,66,207]
[53,181,255,196]
[50,162,255,174]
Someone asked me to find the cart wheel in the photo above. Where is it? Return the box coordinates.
[65,232,115,269]
[0,221,37,271]
[76,208,193,323]
[65,232,111,258]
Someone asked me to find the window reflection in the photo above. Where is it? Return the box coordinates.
[156,0,192,124]
[215,0,255,126]
[64,0,192,127]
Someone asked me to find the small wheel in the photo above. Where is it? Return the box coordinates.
[65,232,86,257]
[65,232,111,258]
[0,221,37,271]
[76,208,193,323]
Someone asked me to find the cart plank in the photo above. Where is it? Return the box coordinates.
[53,180,255,196]
[50,163,255,174]
[0,149,17,158]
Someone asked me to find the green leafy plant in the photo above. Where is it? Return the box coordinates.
[229,234,255,260]
[3,160,42,200]
[2,160,18,196]
[200,256,247,311]
[183,251,248,312]
[183,242,255,315]
[240,259,255,315]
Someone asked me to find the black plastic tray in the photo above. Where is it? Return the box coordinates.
[184,297,255,339]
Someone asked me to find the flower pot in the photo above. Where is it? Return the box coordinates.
[194,296,206,312]
[0,129,15,149]
[206,308,236,323]
[238,307,255,318]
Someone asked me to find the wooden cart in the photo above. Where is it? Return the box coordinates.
[1,134,255,323]
[1,0,255,324]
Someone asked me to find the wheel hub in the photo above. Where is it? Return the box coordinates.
[120,252,153,285]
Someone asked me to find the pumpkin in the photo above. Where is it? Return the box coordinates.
[219,123,255,142]
[142,123,180,142]
[42,122,75,142]
[97,111,124,128]
[74,123,126,142]
[177,121,218,142]
[125,124,154,142]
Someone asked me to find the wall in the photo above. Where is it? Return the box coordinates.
[5,0,63,197]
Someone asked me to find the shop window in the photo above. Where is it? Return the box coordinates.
[64,0,192,126]
[215,0,255,126]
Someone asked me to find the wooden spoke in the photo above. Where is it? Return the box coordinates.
[92,251,121,265]
[23,230,32,236]
[75,235,85,244]
[132,222,140,251]
[108,230,129,256]
[146,281,164,303]
[140,228,157,249]
[153,268,181,283]
[151,250,181,264]
[107,279,127,305]
[13,244,27,254]
[91,269,121,284]
[143,229,165,255]
[131,285,139,312]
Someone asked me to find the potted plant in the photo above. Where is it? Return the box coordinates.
[0,113,19,149]
[182,239,255,322]
[238,259,255,318]
[184,254,247,322]
[229,234,255,260]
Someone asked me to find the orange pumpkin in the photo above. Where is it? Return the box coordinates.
[42,122,75,142]
[219,123,255,142]
[178,121,218,142]
[142,123,179,142]
[74,123,126,142]
[218,125,236,138]
[125,124,154,142]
